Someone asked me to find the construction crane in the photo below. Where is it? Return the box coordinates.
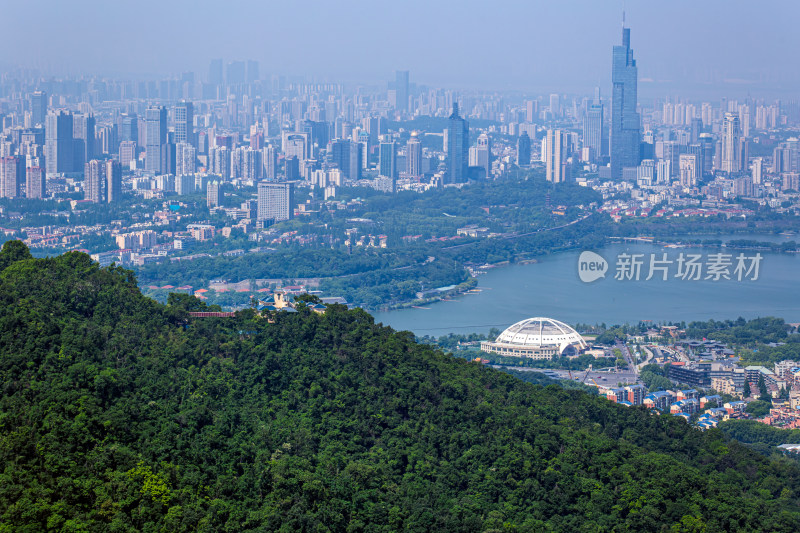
[581,368,591,384]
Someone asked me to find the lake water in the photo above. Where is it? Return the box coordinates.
[372,234,800,335]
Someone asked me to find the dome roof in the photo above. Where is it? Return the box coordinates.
[494,317,586,354]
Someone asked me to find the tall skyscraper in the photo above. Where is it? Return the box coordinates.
[406,133,422,178]
[751,157,763,184]
[545,129,565,183]
[246,60,260,83]
[31,91,47,126]
[525,100,537,123]
[120,113,138,143]
[446,103,469,184]
[84,159,103,202]
[257,181,294,222]
[395,70,409,113]
[699,133,715,176]
[470,133,491,177]
[175,101,194,146]
[226,60,246,85]
[106,160,122,203]
[73,113,96,169]
[208,59,223,85]
[549,94,561,117]
[26,166,46,199]
[262,145,277,181]
[379,140,397,179]
[329,139,361,180]
[721,112,741,173]
[516,132,531,167]
[161,140,176,176]
[45,110,75,174]
[690,117,703,144]
[145,106,167,174]
[0,156,23,198]
[583,91,604,161]
[610,19,641,179]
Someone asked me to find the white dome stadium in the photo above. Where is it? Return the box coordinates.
[481,317,587,359]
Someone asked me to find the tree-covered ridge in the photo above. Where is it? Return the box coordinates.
[1,242,800,531]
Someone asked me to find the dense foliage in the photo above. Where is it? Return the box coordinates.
[719,420,800,447]
[2,243,800,531]
[685,317,795,345]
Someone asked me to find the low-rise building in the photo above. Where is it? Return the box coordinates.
[644,391,674,411]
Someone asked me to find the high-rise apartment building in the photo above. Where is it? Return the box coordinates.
[610,21,640,179]
[0,156,23,198]
[145,106,167,174]
[106,160,122,203]
[446,103,469,184]
[176,142,196,177]
[751,157,763,185]
[721,112,741,174]
[262,145,277,181]
[84,159,103,202]
[26,166,46,198]
[257,181,294,222]
[207,181,222,208]
[525,100,537,123]
[209,146,231,179]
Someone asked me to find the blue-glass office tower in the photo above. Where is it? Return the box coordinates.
[610,22,640,179]
[446,103,469,184]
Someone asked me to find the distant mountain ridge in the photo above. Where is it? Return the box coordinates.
[0,241,799,531]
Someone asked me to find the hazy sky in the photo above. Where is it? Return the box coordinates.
[4,0,799,98]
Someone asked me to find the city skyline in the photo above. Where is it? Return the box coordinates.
[2,1,799,99]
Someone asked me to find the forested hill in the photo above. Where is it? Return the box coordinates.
[1,242,800,531]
